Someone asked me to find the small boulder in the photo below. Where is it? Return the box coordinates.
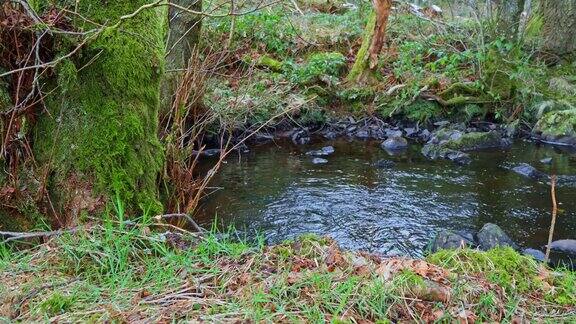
[312,158,328,164]
[548,239,576,255]
[512,163,549,181]
[477,223,518,250]
[381,136,408,151]
[540,157,553,165]
[428,230,476,253]
[523,248,546,262]
[374,159,396,168]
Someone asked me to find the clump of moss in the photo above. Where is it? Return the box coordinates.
[427,248,541,294]
[33,1,166,214]
[535,109,576,139]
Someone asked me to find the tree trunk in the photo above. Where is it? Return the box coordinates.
[347,0,392,82]
[541,0,576,58]
[494,0,525,41]
[33,1,166,219]
[161,0,203,114]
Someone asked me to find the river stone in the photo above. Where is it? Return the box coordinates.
[381,136,408,151]
[512,163,549,181]
[291,129,310,145]
[477,223,518,250]
[548,239,576,255]
[428,230,476,253]
[523,248,546,262]
[312,158,328,164]
[374,159,395,168]
[540,157,553,165]
[306,146,335,157]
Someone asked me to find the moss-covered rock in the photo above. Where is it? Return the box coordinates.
[33,0,166,216]
[422,130,510,164]
[535,109,576,146]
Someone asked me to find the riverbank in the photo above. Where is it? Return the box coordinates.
[1,223,575,322]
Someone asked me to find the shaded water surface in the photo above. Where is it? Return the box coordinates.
[197,140,576,257]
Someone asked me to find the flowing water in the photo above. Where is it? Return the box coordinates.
[196,139,576,257]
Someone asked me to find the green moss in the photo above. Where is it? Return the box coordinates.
[427,248,541,294]
[347,11,376,82]
[256,56,283,72]
[535,109,576,138]
[443,131,504,151]
[33,1,166,214]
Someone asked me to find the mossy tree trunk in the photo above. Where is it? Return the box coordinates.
[540,0,576,59]
[33,1,167,219]
[161,0,203,114]
[347,0,391,83]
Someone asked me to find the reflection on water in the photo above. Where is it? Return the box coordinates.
[197,140,576,257]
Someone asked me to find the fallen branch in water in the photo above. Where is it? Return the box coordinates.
[544,174,558,263]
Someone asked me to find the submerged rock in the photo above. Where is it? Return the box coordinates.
[477,223,518,250]
[428,230,476,253]
[548,239,576,255]
[374,159,396,168]
[306,146,335,157]
[312,158,328,164]
[381,136,408,151]
[512,163,549,181]
[523,248,546,262]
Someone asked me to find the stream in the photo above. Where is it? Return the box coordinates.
[196,139,576,257]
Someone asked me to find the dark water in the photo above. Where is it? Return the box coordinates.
[197,140,576,257]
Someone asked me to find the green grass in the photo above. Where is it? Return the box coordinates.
[2,216,575,322]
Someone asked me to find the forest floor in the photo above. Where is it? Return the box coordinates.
[1,223,575,322]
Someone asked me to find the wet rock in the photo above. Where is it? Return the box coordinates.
[404,127,418,138]
[384,128,403,138]
[312,158,328,164]
[355,128,370,139]
[381,136,408,151]
[306,146,335,157]
[548,239,576,255]
[540,157,553,165]
[419,129,431,142]
[445,150,472,165]
[374,159,396,168]
[512,163,549,181]
[428,230,476,253]
[523,248,546,262]
[291,130,310,145]
[477,223,518,250]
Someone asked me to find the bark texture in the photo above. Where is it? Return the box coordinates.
[494,0,525,41]
[541,0,576,57]
[347,0,391,82]
[161,0,203,114]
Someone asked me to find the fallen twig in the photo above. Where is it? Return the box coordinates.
[544,174,558,263]
[0,227,81,244]
[155,213,205,233]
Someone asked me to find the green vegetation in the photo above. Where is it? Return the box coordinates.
[1,221,574,322]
